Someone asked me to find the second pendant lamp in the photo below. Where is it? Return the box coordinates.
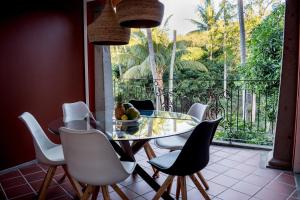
[88,0,130,45]
[116,0,164,28]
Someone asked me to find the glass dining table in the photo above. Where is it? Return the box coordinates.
[48,110,199,200]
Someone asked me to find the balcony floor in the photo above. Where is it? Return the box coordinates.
[0,144,299,200]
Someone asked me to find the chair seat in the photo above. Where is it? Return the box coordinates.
[121,161,136,174]
[148,150,180,170]
[43,145,65,165]
[155,135,188,151]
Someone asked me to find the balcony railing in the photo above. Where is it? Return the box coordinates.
[113,78,280,147]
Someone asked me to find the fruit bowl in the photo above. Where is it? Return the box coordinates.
[116,117,140,124]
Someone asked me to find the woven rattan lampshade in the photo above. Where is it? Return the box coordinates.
[116,0,164,28]
[88,0,130,45]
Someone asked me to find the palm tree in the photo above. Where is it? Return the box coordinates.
[112,28,207,109]
[237,0,246,65]
[190,0,223,60]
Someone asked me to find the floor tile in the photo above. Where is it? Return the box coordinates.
[210,175,239,187]
[217,159,240,168]
[0,170,21,181]
[221,148,240,154]
[223,169,251,180]
[253,168,282,179]
[217,188,250,200]
[291,190,300,199]
[9,193,36,200]
[4,184,33,199]
[206,181,227,196]
[49,194,73,200]
[206,164,230,174]
[126,180,154,195]
[29,179,57,192]
[231,181,261,196]
[254,188,289,200]
[141,191,159,200]
[213,151,231,158]
[210,155,224,163]
[134,196,146,200]
[19,164,42,175]
[109,187,140,200]
[0,176,27,190]
[235,150,257,159]
[227,154,248,162]
[45,185,68,199]
[0,145,297,200]
[120,175,143,186]
[275,173,296,186]
[233,163,257,173]
[265,180,296,195]
[187,188,213,200]
[243,174,272,187]
[24,171,46,182]
[201,169,219,180]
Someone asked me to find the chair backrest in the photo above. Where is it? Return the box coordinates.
[187,103,208,122]
[19,112,56,164]
[59,127,131,185]
[129,100,155,111]
[62,101,94,123]
[168,118,222,176]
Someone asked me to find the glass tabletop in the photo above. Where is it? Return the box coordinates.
[48,110,199,141]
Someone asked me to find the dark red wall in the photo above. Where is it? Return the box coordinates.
[0,0,85,169]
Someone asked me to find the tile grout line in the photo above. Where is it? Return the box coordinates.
[17,168,37,195]
[49,169,75,199]
[248,171,284,199]
[285,188,297,200]
[0,183,8,200]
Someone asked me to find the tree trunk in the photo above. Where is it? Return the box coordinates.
[168,30,177,111]
[237,0,246,65]
[146,28,164,109]
[223,0,228,98]
[237,0,249,120]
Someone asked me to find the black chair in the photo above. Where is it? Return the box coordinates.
[129,100,158,175]
[149,118,222,200]
[129,100,155,111]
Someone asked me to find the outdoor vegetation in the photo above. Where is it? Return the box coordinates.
[111,0,285,146]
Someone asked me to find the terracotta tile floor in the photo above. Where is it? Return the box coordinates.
[0,144,299,200]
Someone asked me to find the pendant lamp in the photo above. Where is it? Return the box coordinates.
[116,0,164,28]
[88,0,130,45]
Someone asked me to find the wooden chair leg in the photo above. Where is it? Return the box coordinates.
[111,184,129,200]
[166,178,173,194]
[81,185,94,200]
[101,185,110,200]
[147,142,157,158]
[38,166,57,200]
[180,176,187,200]
[196,172,209,190]
[152,175,174,200]
[152,169,160,179]
[62,165,83,198]
[189,174,210,200]
[144,143,158,176]
[91,186,100,200]
[175,176,181,200]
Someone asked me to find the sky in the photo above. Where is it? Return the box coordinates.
[159,0,200,36]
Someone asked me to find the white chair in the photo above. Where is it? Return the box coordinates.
[59,127,136,200]
[19,112,82,200]
[154,103,208,151]
[62,101,95,123]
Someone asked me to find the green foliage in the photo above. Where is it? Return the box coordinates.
[111,1,285,146]
[241,4,284,82]
[111,29,208,80]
